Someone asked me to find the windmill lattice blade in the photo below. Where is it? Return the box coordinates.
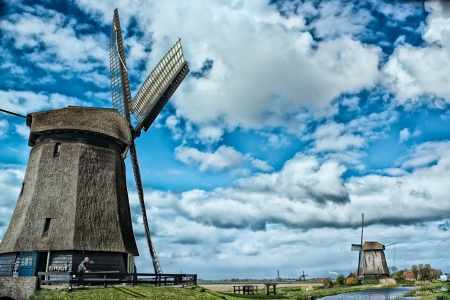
[129,143,163,274]
[132,39,189,133]
[110,8,133,119]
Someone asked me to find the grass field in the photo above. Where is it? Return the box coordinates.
[30,280,450,299]
[30,285,286,300]
[29,281,396,300]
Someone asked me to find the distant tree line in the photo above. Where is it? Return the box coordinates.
[393,264,442,281]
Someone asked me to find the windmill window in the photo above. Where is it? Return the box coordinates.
[54,143,61,156]
[42,218,51,236]
[20,182,24,195]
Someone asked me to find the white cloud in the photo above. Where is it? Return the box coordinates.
[250,158,273,172]
[261,132,291,148]
[399,128,421,142]
[142,141,450,234]
[0,90,88,115]
[175,145,244,172]
[382,1,450,106]
[310,1,374,39]
[14,124,29,139]
[401,141,449,169]
[197,126,224,144]
[399,128,411,142]
[73,0,381,138]
[312,122,365,152]
[0,6,109,86]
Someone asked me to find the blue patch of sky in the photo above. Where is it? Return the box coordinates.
[362,105,450,172]
[126,125,243,192]
[269,0,427,56]
[126,16,145,39]
[363,2,427,57]
[191,59,214,79]
[223,128,307,172]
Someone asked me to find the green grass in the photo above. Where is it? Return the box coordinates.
[30,285,286,300]
[29,281,408,300]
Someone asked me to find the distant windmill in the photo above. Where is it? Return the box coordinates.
[300,270,308,281]
[351,214,389,279]
[0,8,189,277]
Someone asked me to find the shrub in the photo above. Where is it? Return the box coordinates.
[323,277,333,288]
[335,275,345,286]
[346,278,359,286]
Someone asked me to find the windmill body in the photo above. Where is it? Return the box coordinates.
[0,107,138,276]
[361,241,389,279]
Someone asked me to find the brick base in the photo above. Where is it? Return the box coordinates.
[0,276,38,300]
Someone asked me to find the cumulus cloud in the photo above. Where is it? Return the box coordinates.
[175,145,244,172]
[146,141,450,233]
[382,0,450,106]
[250,158,273,172]
[0,6,110,86]
[399,128,421,142]
[73,0,381,141]
[312,122,365,152]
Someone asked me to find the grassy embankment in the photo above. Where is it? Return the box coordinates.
[403,281,450,299]
[30,281,386,300]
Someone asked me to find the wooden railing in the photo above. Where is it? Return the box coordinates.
[37,272,197,289]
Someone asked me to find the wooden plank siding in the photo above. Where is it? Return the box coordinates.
[0,253,17,276]
[72,252,127,273]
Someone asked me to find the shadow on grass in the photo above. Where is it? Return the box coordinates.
[111,287,148,298]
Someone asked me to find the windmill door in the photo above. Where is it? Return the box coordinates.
[18,251,36,276]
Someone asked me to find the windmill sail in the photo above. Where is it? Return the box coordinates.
[132,39,190,133]
[110,8,163,274]
[110,9,132,118]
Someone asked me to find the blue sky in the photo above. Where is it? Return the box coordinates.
[1,0,450,279]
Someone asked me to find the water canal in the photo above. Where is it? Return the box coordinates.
[320,286,419,300]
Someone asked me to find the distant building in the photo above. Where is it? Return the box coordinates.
[404,273,416,281]
[362,241,389,279]
[315,277,324,281]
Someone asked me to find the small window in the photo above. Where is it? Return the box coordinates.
[54,143,61,156]
[43,218,51,236]
[20,182,24,195]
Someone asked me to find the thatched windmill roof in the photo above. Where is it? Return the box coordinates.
[26,106,132,149]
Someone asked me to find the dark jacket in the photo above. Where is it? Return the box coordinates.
[78,260,88,273]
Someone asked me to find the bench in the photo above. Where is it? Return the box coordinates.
[233,285,258,294]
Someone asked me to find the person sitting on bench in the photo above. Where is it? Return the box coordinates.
[77,257,90,277]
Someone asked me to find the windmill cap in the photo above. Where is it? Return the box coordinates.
[26,106,132,148]
[362,241,385,250]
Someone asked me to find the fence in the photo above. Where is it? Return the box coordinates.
[37,272,197,289]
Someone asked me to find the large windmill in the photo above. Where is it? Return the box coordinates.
[0,8,189,278]
[109,8,190,274]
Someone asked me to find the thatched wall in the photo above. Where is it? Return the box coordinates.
[0,107,138,256]
[362,250,389,275]
[26,107,131,148]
